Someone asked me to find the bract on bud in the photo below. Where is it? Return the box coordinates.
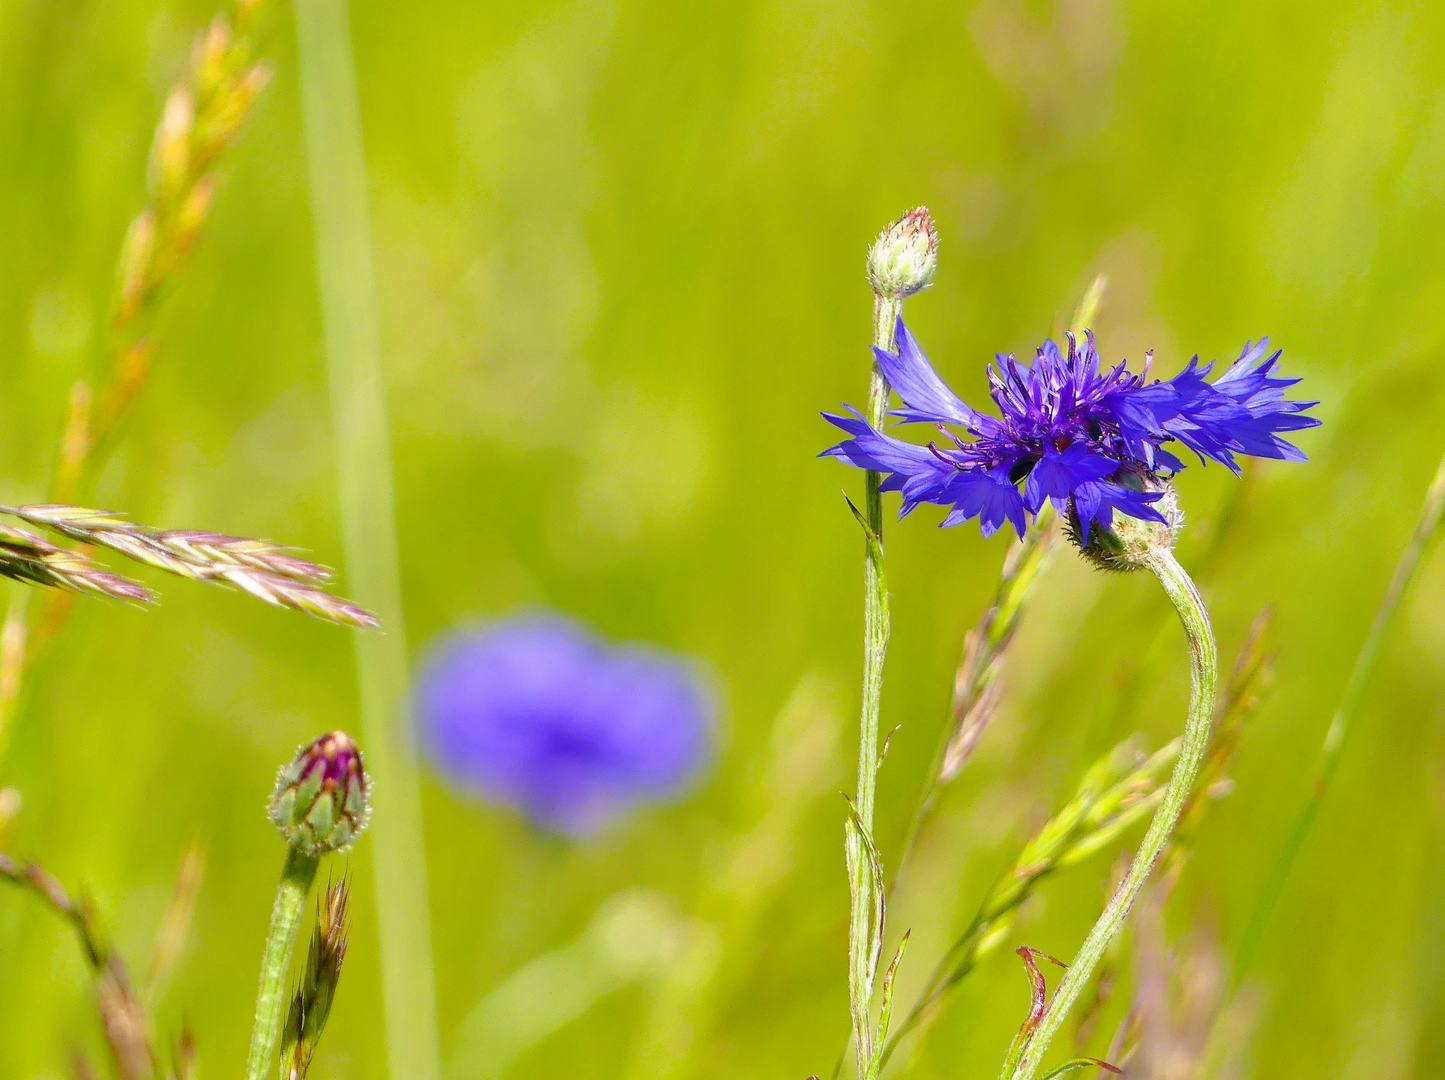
[269,731,371,855]
[866,207,939,299]
[1070,469,1182,572]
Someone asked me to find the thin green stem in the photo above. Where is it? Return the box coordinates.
[1237,451,1445,973]
[858,294,899,829]
[244,848,319,1080]
[1006,548,1217,1080]
[847,294,899,1080]
[293,2,443,1078]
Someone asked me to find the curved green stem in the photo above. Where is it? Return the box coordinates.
[244,848,319,1080]
[1236,451,1445,973]
[1005,548,1216,1080]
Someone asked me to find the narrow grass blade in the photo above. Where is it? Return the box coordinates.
[293,1,442,1075]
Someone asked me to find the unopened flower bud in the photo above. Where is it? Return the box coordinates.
[1071,468,1182,572]
[866,206,939,299]
[269,731,371,855]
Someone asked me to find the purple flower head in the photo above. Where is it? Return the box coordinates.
[417,613,714,836]
[822,319,1320,540]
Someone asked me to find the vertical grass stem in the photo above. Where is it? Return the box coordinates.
[293,2,443,1077]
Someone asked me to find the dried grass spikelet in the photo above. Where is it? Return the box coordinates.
[65,0,277,508]
[281,876,352,1080]
[0,521,153,603]
[0,504,377,629]
[0,853,160,1080]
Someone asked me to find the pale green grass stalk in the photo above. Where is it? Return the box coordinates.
[1237,450,1445,973]
[1005,548,1217,1080]
[293,3,443,1077]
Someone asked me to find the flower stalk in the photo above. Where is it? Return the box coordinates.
[246,732,371,1080]
[244,848,320,1080]
[1004,547,1217,1080]
[845,290,899,1080]
[845,207,937,1080]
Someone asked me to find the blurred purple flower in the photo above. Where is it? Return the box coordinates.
[416,613,714,835]
[822,318,1320,539]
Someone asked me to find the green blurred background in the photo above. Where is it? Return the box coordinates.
[3,0,1445,1076]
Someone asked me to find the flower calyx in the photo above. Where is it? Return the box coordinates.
[269,730,372,855]
[867,207,939,300]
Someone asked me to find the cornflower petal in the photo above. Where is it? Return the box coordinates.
[874,318,980,427]
[939,467,1028,538]
[821,408,956,516]
[820,321,1319,539]
[1022,443,1116,514]
[1072,479,1166,538]
[821,407,945,475]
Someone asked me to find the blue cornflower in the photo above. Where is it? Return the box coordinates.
[823,319,1320,540]
[416,613,713,836]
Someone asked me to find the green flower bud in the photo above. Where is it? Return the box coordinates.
[269,731,371,855]
[1070,468,1182,573]
[866,206,939,299]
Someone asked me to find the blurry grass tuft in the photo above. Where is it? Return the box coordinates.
[147,842,207,1005]
[66,0,275,501]
[882,734,1180,1070]
[894,277,1103,894]
[0,852,158,1079]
